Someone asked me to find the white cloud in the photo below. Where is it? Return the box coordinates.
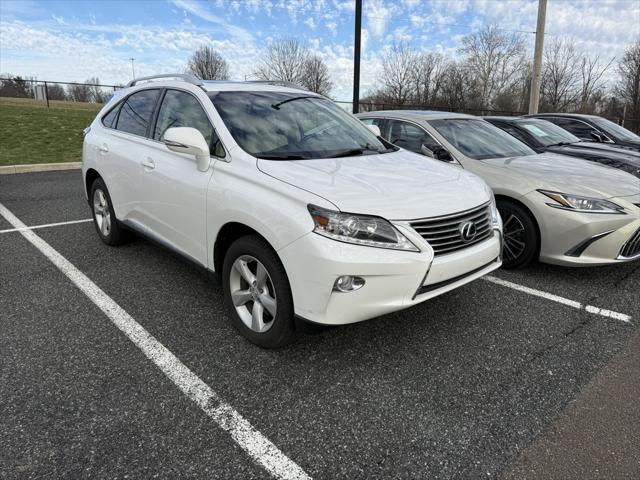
[364,0,390,37]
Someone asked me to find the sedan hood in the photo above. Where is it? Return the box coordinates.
[546,144,640,178]
[258,150,490,220]
[482,152,640,199]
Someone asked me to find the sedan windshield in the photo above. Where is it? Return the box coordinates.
[209,91,391,159]
[429,118,536,159]
[589,116,640,142]
[515,119,580,146]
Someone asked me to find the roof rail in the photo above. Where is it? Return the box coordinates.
[126,73,203,88]
[246,80,306,90]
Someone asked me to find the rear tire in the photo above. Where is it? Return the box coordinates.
[89,178,130,246]
[222,235,296,348]
[497,199,538,269]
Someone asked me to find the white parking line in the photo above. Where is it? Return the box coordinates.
[484,275,632,323]
[0,218,92,234]
[0,202,310,480]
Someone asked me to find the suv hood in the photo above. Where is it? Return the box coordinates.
[481,152,640,199]
[258,150,490,220]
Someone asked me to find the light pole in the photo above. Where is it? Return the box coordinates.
[352,0,362,114]
[528,0,547,114]
[129,58,136,79]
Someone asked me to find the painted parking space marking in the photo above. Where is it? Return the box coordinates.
[484,275,632,323]
[0,218,92,234]
[0,202,310,480]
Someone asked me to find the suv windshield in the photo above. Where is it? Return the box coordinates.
[209,91,392,159]
[429,118,535,159]
[589,116,640,141]
[515,119,580,146]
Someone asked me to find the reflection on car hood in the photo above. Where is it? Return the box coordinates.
[258,150,490,219]
[481,152,640,199]
[546,144,640,178]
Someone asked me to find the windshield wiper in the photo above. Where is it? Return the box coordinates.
[257,154,311,160]
[270,96,315,110]
[329,144,385,158]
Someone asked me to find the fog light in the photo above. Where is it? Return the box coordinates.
[333,275,365,292]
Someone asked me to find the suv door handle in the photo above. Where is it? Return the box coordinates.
[98,144,109,153]
[141,158,155,170]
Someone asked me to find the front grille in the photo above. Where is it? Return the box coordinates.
[409,203,493,256]
[620,228,640,258]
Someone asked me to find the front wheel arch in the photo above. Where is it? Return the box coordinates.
[495,195,541,266]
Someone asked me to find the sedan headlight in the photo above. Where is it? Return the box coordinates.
[308,204,419,251]
[538,190,625,214]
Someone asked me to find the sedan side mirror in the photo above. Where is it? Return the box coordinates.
[590,131,605,143]
[163,127,211,172]
[432,146,453,162]
[366,124,381,137]
[420,144,435,158]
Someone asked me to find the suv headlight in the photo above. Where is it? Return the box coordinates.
[538,190,626,214]
[308,204,419,251]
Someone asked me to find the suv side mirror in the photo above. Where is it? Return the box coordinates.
[366,124,381,137]
[432,146,453,162]
[590,131,605,143]
[164,127,211,172]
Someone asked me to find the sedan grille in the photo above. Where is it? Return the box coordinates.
[620,228,640,259]
[409,203,493,256]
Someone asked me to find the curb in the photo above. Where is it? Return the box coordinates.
[0,162,82,175]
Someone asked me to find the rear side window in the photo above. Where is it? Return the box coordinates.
[545,117,596,140]
[116,89,160,137]
[153,89,224,157]
[101,103,120,128]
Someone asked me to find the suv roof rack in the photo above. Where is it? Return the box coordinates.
[246,80,305,90]
[126,73,203,88]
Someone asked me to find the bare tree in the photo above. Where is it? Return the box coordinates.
[301,54,332,95]
[187,45,229,80]
[411,53,445,105]
[380,43,416,104]
[460,25,526,109]
[615,40,640,132]
[540,38,581,111]
[46,83,67,100]
[67,83,91,102]
[578,56,614,112]
[255,39,309,84]
[86,77,108,103]
[0,75,33,98]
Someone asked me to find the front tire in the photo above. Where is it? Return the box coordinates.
[222,235,296,348]
[497,200,538,269]
[89,178,129,246]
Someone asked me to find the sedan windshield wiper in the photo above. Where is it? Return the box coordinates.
[329,145,384,158]
[257,154,311,160]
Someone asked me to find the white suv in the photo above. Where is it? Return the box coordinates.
[82,74,502,347]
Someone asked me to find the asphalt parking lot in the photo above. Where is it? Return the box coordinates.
[1,170,639,479]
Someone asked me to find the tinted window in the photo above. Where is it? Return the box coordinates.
[116,89,160,137]
[544,117,598,140]
[154,90,224,157]
[210,92,391,159]
[387,119,439,154]
[589,117,640,141]
[429,119,535,160]
[101,103,120,128]
[500,124,534,146]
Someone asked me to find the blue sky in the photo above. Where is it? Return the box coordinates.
[1,0,639,100]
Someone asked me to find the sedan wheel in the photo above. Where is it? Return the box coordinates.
[93,188,112,237]
[502,213,526,264]
[497,200,539,269]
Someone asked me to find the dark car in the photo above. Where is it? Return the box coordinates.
[526,113,640,152]
[485,116,640,178]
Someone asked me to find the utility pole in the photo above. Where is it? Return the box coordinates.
[352,0,362,114]
[528,0,547,114]
[129,58,136,79]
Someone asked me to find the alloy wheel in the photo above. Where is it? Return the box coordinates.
[93,188,111,237]
[229,255,277,333]
[502,213,526,263]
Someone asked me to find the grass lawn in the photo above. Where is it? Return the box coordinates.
[0,97,101,166]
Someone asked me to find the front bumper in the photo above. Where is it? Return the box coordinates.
[524,192,640,266]
[277,227,501,325]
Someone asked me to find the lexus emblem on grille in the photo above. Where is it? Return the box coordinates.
[459,221,477,242]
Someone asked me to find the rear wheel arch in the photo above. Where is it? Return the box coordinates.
[85,168,101,198]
